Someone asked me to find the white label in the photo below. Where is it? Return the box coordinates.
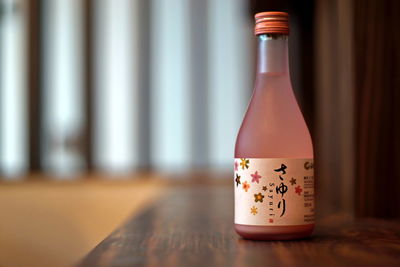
[234,158,314,226]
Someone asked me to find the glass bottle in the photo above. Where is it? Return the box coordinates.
[234,12,314,240]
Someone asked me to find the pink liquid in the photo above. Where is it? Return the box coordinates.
[234,35,314,240]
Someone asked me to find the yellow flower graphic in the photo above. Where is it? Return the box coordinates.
[240,158,249,170]
[250,206,258,215]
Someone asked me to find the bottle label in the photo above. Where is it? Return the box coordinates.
[234,158,314,226]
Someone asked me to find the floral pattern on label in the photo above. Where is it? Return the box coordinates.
[234,158,314,226]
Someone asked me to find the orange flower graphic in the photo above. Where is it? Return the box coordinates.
[242,181,250,192]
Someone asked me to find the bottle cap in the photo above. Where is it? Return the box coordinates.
[254,12,289,35]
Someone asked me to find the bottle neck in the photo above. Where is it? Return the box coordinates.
[256,34,289,76]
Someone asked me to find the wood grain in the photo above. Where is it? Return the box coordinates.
[80,184,400,267]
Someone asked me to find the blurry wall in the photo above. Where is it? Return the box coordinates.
[0,0,253,178]
[0,0,28,177]
[1,0,399,218]
[354,0,400,218]
[314,0,355,217]
[314,0,400,218]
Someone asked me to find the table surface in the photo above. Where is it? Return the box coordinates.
[80,184,400,267]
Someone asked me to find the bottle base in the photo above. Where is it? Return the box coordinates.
[235,223,314,241]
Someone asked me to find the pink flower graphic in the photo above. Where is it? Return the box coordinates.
[234,161,238,171]
[251,171,262,183]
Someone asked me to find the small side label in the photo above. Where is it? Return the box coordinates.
[234,158,314,226]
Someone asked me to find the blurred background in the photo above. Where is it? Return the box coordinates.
[0,0,399,266]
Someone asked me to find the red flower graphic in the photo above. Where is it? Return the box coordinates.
[295,185,303,195]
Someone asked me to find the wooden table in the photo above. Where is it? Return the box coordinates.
[80,183,400,266]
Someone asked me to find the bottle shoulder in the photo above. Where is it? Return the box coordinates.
[235,78,313,158]
[235,119,313,158]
